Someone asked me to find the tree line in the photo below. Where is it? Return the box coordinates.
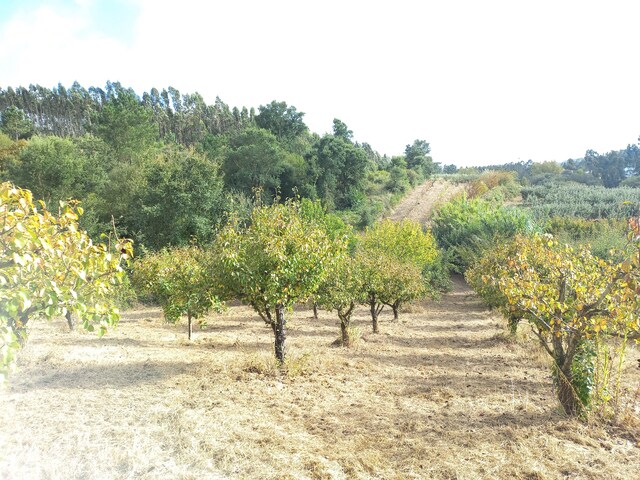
[455,139,640,188]
[0,81,439,250]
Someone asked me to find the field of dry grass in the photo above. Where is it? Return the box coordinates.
[1,276,639,479]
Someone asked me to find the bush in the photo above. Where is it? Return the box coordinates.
[431,196,533,272]
[543,216,628,261]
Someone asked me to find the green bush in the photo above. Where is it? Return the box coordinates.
[543,217,628,261]
[431,196,533,272]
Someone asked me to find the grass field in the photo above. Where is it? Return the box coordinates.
[1,276,639,479]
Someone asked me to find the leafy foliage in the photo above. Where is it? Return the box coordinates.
[132,145,226,249]
[0,182,133,381]
[431,196,532,272]
[481,233,640,415]
[132,246,222,339]
[212,199,338,361]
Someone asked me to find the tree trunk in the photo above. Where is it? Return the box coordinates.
[507,314,519,335]
[556,365,581,416]
[339,316,351,347]
[187,314,193,341]
[65,310,76,331]
[274,304,287,363]
[392,302,399,321]
[370,301,379,334]
[313,302,318,320]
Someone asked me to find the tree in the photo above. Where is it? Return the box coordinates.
[300,199,359,344]
[0,106,33,140]
[222,127,286,199]
[91,86,158,164]
[485,233,640,415]
[132,247,222,340]
[387,156,410,193]
[530,160,563,176]
[212,199,337,362]
[9,135,88,205]
[255,101,308,143]
[306,132,369,210]
[0,133,25,177]
[405,139,437,177]
[466,239,530,334]
[0,182,133,381]
[358,219,441,329]
[132,144,226,249]
[332,118,353,142]
[315,253,364,346]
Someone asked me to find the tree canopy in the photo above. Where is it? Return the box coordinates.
[0,182,133,381]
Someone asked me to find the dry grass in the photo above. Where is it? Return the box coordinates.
[386,179,467,225]
[1,277,639,479]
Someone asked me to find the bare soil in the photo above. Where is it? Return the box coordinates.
[386,179,467,225]
[1,276,639,479]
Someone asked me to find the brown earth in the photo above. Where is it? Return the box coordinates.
[386,179,467,225]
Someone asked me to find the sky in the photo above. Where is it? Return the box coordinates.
[1,0,639,167]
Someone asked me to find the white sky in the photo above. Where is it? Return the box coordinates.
[1,0,639,166]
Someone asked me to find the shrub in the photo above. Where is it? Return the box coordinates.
[482,232,640,415]
[431,196,533,272]
[132,246,223,340]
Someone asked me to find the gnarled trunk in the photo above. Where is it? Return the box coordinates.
[392,302,399,321]
[274,304,287,363]
[370,301,379,333]
[368,295,384,333]
[555,364,582,416]
[340,318,350,347]
[551,329,583,415]
[65,310,77,331]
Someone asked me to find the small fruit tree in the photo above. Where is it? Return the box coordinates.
[358,219,442,331]
[315,253,365,347]
[483,233,640,415]
[132,246,222,340]
[466,239,530,334]
[212,199,336,362]
[0,182,133,381]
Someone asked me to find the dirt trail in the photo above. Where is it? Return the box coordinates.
[387,178,467,225]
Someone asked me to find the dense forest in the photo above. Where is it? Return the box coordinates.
[0,81,439,250]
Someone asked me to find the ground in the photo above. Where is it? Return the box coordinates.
[386,178,467,225]
[1,180,639,479]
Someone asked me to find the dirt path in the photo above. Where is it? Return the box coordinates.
[386,178,467,225]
